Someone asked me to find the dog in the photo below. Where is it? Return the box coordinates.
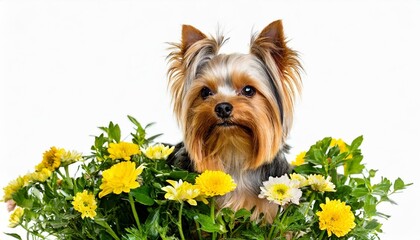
[166,20,302,222]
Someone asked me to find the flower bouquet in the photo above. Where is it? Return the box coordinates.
[3,116,410,239]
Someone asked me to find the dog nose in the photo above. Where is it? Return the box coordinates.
[215,102,233,119]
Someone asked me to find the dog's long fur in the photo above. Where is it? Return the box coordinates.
[167,20,302,222]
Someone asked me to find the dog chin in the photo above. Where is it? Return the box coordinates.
[209,121,253,136]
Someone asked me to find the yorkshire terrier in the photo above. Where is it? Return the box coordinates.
[167,20,302,222]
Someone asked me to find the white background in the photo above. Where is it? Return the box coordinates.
[1,0,419,239]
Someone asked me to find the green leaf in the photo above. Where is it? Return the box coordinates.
[327,145,341,158]
[293,163,322,175]
[4,233,22,240]
[234,208,251,220]
[368,169,378,178]
[318,137,333,152]
[336,185,353,198]
[108,122,121,142]
[144,209,160,238]
[146,133,163,143]
[75,177,87,192]
[364,195,378,217]
[169,170,189,180]
[241,224,265,240]
[127,115,142,127]
[377,211,392,219]
[393,177,412,192]
[130,186,155,206]
[351,187,369,198]
[194,213,225,233]
[13,188,33,209]
[123,227,147,240]
[345,155,365,175]
[393,178,405,191]
[350,135,363,151]
[364,219,382,230]
[313,149,325,164]
[372,178,392,196]
[94,134,106,149]
[144,122,156,130]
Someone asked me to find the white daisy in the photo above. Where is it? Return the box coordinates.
[258,175,302,206]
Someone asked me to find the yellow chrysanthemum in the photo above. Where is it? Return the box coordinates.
[60,150,83,166]
[316,198,356,237]
[290,173,308,188]
[72,190,97,219]
[258,175,302,206]
[108,142,140,161]
[2,175,30,202]
[29,168,52,183]
[99,161,145,198]
[330,138,353,159]
[307,174,336,192]
[35,147,65,171]
[291,151,306,166]
[143,144,175,160]
[161,179,200,206]
[330,138,348,153]
[8,207,24,228]
[195,170,236,197]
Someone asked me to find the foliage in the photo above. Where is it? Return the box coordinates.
[2,116,411,239]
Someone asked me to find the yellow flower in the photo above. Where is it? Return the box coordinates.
[330,138,348,153]
[307,174,335,192]
[290,173,308,188]
[258,175,302,206]
[36,147,65,171]
[161,179,200,206]
[72,190,97,219]
[2,175,30,202]
[108,142,140,161]
[330,138,353,159]
[99,162,145,198]
[143,144,175,160]
[8,207,24,228]
[60,150,83,166]
[306,174,336,192]
[291,151,306,166]
[316,198,356,237]
[195,170,236,197]
[29,168,52,183]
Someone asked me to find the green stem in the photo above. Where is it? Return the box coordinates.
[129,193,142,230]
[102,221,121,240]
[268,206,282,240]
[64,165,71,178]
[304,193,316,217]
[210,197,215,221]
[56,168,73,190]
[277,206,293,237]
[64,165,74,190]
[195,219,203,240]
[178,203,186,240]
[20,223,46,239]
[210,198,217,240]
[318,229,326,239]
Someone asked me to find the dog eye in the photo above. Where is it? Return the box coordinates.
[241,85,256,97]
[200,87,213,99]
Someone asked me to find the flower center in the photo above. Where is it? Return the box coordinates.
[272,184,289,198]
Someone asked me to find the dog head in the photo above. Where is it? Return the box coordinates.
[167,20,302,171]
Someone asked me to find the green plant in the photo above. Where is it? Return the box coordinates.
[3,116,411,239]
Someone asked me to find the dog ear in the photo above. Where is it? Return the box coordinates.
[168,24,223,128]
[259,20,286,48]
[250,20,297,74]
[250,20,302,137]
[181,25,207,53]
